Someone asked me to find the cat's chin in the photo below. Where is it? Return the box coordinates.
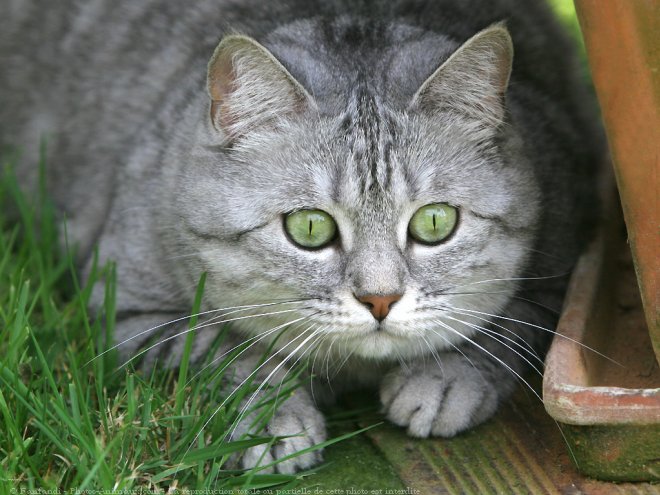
[343,331,424,361]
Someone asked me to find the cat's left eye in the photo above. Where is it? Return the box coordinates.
[408,203,458,245]
[284,209,337,249]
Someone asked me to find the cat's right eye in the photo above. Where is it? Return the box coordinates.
[408,203,458,245]
[284,209,337,249]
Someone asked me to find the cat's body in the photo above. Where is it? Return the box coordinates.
[1,0,602,474]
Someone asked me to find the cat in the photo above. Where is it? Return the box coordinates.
[1,0,603,475]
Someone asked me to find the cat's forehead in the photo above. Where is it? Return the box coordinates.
[235,87,503,218]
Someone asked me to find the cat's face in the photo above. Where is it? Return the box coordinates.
[174,26,539,360]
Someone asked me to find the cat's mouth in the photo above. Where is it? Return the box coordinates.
[328,314,474,360]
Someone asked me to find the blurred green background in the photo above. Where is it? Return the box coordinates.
[549,0,585,51]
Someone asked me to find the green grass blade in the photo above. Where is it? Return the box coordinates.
[175,272,207,414]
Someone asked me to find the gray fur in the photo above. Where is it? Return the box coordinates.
[1,0,603,473]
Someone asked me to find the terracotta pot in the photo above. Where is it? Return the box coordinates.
[572,0,660,363]
[543,188,660,481]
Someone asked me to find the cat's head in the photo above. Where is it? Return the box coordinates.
[175,24,540,361]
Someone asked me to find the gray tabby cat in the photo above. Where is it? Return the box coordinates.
[1,0,602,474]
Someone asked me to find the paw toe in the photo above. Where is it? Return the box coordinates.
[241,444,275,473]
[273,437,321,474]
[384,375,444,437]
[431,378,496,437]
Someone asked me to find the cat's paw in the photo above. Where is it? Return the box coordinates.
[236,391,326,474]
[380,354,499,438]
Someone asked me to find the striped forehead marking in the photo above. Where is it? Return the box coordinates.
[341,87,395,194]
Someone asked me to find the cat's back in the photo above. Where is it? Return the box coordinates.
[1,1,232,236]
[1,1,217,156]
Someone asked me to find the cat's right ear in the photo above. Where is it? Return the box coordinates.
[207,35,316,143]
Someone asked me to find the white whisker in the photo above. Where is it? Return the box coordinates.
[88,299,310,365]
[419,333,444,374]
[228,326,323,440]
[444,314,544,376]
[447,308,538,355]
[427,322,481,376]
[116,307,309,371]
[446,273,570,292]
[174,324,320,477]
[184,314,314,387]
[330,337,359,380]
[434,319,542,402]
[274,329,327,404]
[437,292,560,315]
[453,306,620,366]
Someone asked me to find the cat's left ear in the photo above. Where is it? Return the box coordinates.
[207,35,316,142]
[410,24,513,126]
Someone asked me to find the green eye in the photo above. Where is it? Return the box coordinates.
[409,203,458,245]
[285,209,337,249]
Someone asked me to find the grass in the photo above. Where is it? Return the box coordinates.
[0,155,362,492]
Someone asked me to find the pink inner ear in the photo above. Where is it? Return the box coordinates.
[210,100,237,133]
[208,50,236,101]
[209,55,239,133]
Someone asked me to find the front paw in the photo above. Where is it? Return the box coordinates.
[235,391,326,474]
[380,354,499,438]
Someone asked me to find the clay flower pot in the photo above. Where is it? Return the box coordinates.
[543,195,660,480]
[573,0,659,362]
[543,1,660,481]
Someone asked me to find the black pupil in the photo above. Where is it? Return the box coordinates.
[308,218,313,237]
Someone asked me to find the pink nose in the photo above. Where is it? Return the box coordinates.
[356,294,402,322]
